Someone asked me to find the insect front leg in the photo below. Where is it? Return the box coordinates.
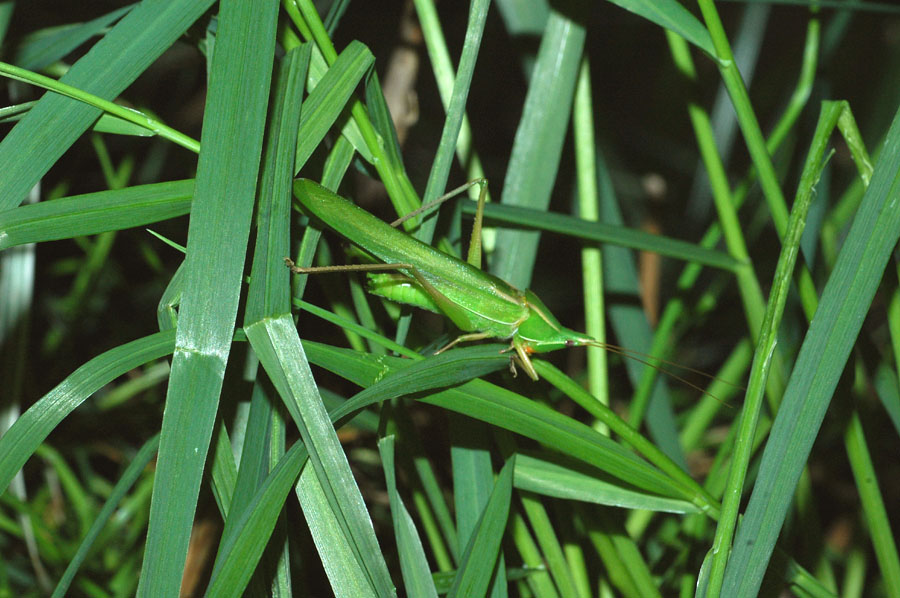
[506,337,539,381]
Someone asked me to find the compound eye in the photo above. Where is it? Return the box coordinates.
[565,339,575,348]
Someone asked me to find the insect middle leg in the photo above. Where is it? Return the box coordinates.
[434,331,493,355]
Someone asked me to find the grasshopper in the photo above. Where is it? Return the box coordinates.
[288,178,668,382]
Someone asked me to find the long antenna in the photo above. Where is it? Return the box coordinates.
[582,339,743,405]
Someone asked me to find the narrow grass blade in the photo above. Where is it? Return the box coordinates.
[217,385,273,542]
[393,412,459,566]
[295,463,378,598]
[0,2,14,44]
[0,331,175,495]
[596,156,686,469]
[247,45,308,323]
[209,419,238,517]
[245,316,396,597]
[450,415,507,598]
[14,4,134,70]
[491,7,586,288]
[514,453,701,514]
[462,201,741,271]
[706,100,845,597]
[137,1,277,594]
[206,346,486,597]
[379,433,440,598]
[329,346,510,421]
[721,103,900,597]
[365,71,406,177]
[508,511,561,598]
[0,0,215,210]
[219,46,307,593]
[0,180,193,250]
[51,434,159,598]
[517,490,579,598]
[295,41,373,172]
[844,411,900,596]
[605,0,714,56]
[204,441,308,598]
[448,456,515,598]
[0,61,199,151]
[0,101,155,138]
[414,0,495,217]
[582,507,662,598]
[537,361,711,513]
[573,54,608,421]
[416,0,490,236]
[302,341,693,503]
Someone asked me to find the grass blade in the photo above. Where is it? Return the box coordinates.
[448,456,515,598]
[294,41,373,173]
[450,415,507,598]
[0,180,193,250]
[136,1,277,593]
[0,331,175,495]
[721,102,900,597]
[379,433,440,598]
[513,452,701,514]
[0,0,214,210]
[462,200,740,272]
[204,442,308,598]
[844,410,900,596]
[491,7,586,288]
[246,316,396,597]
[302,341,696,504]
[606,0,714,56]
[51,434,160,598]
[705,100,845,596]
[14,4,134,70]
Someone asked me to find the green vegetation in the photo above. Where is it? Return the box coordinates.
[1,1,898,596]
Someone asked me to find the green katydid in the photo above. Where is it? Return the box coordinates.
[288,177,715,387]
